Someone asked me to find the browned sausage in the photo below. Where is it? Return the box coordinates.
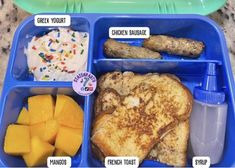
[143,35,205,57]
[104,39,161,59]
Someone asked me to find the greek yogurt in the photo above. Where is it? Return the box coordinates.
[25,28,89,81]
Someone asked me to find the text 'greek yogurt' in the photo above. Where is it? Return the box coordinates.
[34,15,71,26]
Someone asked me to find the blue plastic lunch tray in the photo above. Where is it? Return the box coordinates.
[0,14,235,167]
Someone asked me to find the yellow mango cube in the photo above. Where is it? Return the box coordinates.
[23,137,55,167]
[28,95,55,125]
[56,96,83,129]
[54,95,68,118]
[30,123,45,140]
[16,107,30,125]
[55,126,82,156]
[54,148,69,156]
[44,119,59,144]
[4,124,30,155]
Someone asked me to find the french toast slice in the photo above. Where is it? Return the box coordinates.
[92,72,192,163]
[98,72,192,120]
[92,88,190,166]
[92,84,176,162]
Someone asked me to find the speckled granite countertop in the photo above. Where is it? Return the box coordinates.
[0,0,235,94]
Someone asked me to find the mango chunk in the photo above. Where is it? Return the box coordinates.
[30,123,45,140]
[16,107,30,125]
[55,126,82,156]
[4,124,30,155]
[28,95,55,125]
[44,119,59,144]
[23,137,55,167]
[54,95,68,118]
[56,95,83,129]
[54,148,69,156]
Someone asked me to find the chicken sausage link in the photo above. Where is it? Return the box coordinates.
[143,35,204,57]
[104,39,161,59]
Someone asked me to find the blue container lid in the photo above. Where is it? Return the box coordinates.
[194,63,225,104]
